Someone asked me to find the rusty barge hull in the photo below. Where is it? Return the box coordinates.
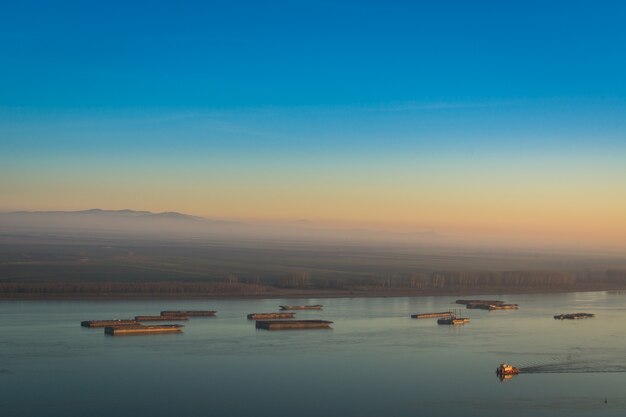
[466,303,519,310]
[489,304,518,310]
[160,310,216,317]
[135,315,188,321]
[411,312,452,319]
[81,319,139,328]
[247,312,296,320]
[104,324,184,336]
[279,305,323,310]
[554,313,595,320]
[456,299,504,306]
[437,317,470,325]
[255,320,333,330]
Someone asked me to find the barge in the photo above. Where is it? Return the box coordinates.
[81,319,139,328]
[160,310,216,317]
[465,303,493,310]
[466,302,518,310]
[104,324,184,336]
[554,313,595,320]
[279,305,323,310]
[437,317,470,325]
[489,304,518,310]
[411,312,452,319]
[456,299,504,306]
[247,312,296,320]
[255,320,333,330]
[135,315,188,321]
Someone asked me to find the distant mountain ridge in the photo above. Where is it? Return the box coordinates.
[0,208,246,236]
[0,208,443,245]
[8,208,206,222]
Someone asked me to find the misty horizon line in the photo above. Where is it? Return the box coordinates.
[2,207,626,255]
[0,207,441,235]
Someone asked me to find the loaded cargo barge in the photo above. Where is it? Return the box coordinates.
[247,312,295,320]
[81,319,139,328]
[255,320,333,330]
[279,305,323,310]
[411,312,452,319]
[160,310,216,317]
[104,324,184,336]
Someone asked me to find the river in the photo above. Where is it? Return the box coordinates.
[1,291,626,416]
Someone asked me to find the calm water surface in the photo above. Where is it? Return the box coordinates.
[2,292,626,416]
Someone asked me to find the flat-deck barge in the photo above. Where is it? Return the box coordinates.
[466,302,518,310]
[437,317,470,325]
[279,305,323,310]
[247,312,296,320]
[411,312,452,319]
[554,312,595,320]
[160,310,216,317]
[81,319,139,328]
[489,304,518,310]
[135,315,188,321]
[255,320,332,330]
[456,299,504,306]
[104,324,184,336]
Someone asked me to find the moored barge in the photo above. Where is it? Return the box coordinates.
[247,312,296,320]
[81,319,139,328]
[104,324,184,336]
[279,305,323,310]
[411,312,452,319]
[255,320,332,330]
[160,310,216,317]
[135,315,188,321]
[489,304,518,310]
[554,313,595,320]
[456,299,504,306]
[437,317,470,325]
[466,302,518,310]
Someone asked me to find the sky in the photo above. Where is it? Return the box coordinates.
[1,0,625,250]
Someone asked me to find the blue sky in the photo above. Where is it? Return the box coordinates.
[1,1,625,248]
[1,0,625,109]
[2,0,625,155]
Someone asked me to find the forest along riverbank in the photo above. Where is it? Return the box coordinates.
[1,281,626,300]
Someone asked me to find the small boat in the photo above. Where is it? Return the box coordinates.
[496,363,520,376]
[279,305,323,310]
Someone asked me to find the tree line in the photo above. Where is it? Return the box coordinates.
[1,269,624,296]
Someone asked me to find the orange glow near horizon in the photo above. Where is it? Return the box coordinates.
[2,151,625,251]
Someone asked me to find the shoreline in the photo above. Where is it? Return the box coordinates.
[2,284,625,301]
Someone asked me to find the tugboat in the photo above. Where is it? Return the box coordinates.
[496,363,520,376]
[495,363,520,381]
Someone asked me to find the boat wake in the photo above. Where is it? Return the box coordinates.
[521,361,626,374]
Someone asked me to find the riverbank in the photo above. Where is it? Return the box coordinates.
[2,282,625,300]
